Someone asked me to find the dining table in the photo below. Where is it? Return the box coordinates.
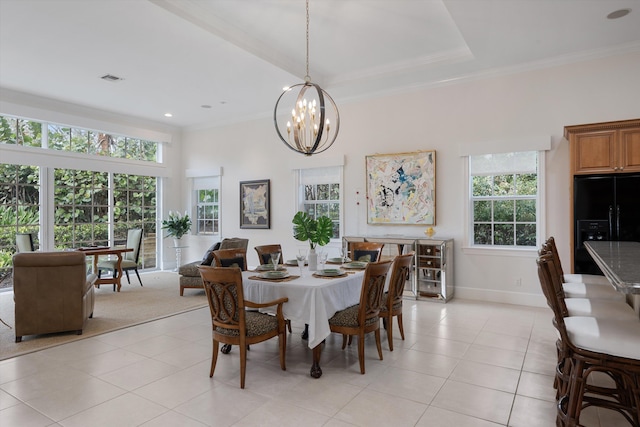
[584,241,640,315]
[242,264,367,378]
[76,246,133,292]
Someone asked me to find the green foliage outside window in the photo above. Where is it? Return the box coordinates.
[472,172,537,247]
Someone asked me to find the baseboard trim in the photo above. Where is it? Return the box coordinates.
[452,287,547,308]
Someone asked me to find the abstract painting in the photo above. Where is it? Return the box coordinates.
[239,179,270,229]
[366,151,436,225]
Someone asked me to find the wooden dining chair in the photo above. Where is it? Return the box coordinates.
[254,244,283,265]
[380,253,414,351]
[536,254,640,426]
[541,237,621,301]
[328,260,392,374]
[349,242,384,262]
[198,266,288,389]
[212,248,247,271]
[545,236,610,286]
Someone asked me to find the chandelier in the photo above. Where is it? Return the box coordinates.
[273,0,340,156]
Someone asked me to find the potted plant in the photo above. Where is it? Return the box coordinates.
[292,211,333,270]
[161,211,192,246]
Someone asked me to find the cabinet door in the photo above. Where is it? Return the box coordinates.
[572,131,617,174]
[619,127,640,173]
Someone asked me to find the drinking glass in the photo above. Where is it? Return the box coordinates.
[270,252,281,271]
[296,252,306,276]
[318,250,328,270]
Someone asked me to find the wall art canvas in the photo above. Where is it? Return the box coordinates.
[239,179,270,229]
[366,150,436,225]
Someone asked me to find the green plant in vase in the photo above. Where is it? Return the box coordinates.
[292,211,333,270]
[161,211,192,245]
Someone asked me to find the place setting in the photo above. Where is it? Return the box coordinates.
[249,252,299,282]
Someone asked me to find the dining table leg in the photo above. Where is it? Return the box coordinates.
[114,253,124,292]
[311,343,323,378]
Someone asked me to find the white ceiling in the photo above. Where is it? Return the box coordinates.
[1,0,639,129]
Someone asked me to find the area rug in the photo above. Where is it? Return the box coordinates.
[0,271,207,361]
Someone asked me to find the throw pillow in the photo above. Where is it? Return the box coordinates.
[219,257,245,271]
[201,242,222,266]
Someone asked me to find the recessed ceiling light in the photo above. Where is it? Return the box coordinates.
[164,113,173,118]
[607,8,631,19]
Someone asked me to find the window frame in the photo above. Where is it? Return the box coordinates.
[464,150,545,255]
[295,166,343,242]
[195,187,220,236]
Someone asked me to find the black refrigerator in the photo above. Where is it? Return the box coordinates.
[573,173,640,274]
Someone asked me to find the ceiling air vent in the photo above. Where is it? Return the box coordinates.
[100,74,123,82]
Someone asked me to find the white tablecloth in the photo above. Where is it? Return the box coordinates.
[242,268,366,348]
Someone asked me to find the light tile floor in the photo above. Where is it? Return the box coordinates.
[0,298,630,426]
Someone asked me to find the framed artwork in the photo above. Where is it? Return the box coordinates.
[239,179,270,229]
[366,150,436,225]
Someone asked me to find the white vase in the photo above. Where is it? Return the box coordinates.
[307,248,318,271]
[173,237,183,247]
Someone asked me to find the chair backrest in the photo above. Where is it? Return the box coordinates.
[387,253,414,307]
[536,254,571,345]
[351,242,384,262]
[198,266,246,335]
[125,229,143,262]
[358,260,393,325]
[545,236,567,282]
[254,244,283,265]
[16,233,35,252]
[219,238,249,251]
[212,248,248,271]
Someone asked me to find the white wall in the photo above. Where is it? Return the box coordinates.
[179,51,640,307]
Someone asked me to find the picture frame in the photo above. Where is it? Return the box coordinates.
[365,150,436,225]
[239,179,270,229]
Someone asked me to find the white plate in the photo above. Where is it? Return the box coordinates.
[259,271,290,279]
[315,269,345,277]
[256,264,282,271]
[343,261,367,269]
[285,259,307,266]
[328,257,350,263]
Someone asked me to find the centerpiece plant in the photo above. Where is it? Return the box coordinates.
[292,211,333,249]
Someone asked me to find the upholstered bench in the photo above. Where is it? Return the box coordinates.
[178,237,248,296]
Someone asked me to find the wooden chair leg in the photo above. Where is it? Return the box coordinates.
[341,334,348,349]
[279,330,287,370]
[210,340,219,377]
[386,315,394,351]
[358,334,366,374]
[239,341,247,389]
[397,313,405,341]
[125,270,131,284]
[375,329,383,360]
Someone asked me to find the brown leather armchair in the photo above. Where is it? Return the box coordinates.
[12,251,97,343]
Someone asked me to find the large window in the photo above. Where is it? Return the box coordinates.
[298,166,342,239]
[53,169,157,267]
[1,114,158,162]
[0,164,40,288]
[192,176,220,235]
[469,151,540,247]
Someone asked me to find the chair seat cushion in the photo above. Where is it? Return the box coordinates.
[565,297,637,321]
[329,304,378,328]
[215,312,278,337]
[562,282,623,300]
[564,273,610,286]
[97,259,138,270]
[565,316,640,360]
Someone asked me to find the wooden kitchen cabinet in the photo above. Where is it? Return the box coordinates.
[565,119,640,175]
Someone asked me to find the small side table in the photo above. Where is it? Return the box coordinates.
[173,245,188,272]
